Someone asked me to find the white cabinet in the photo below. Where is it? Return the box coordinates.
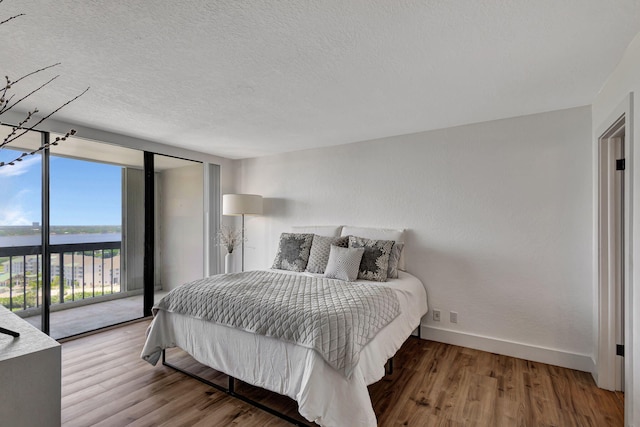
[0,306,61,427]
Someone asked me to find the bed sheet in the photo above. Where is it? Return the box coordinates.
[141,270,428,427]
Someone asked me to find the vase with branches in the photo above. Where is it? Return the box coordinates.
[0,0,89,167]
[217,225,243,254]
[217,226,244,274]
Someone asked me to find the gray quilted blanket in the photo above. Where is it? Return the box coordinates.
[153,270,400,377]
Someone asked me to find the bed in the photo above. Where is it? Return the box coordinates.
[141,227,428,427]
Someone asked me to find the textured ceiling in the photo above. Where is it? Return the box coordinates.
[2,1,640,159]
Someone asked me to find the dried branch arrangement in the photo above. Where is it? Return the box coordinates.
[217,226,244,254]
[0,0,89,167]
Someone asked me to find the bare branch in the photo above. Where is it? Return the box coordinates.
[1,64,62,114]
[0,129,76,167]
[1,109,37,148]
[0,92,15,111]
[0,5,90,167]
[0,13,24,26]
[0,74,59,114]
[2,92,15,106]
[0,150,29,167]
[10,63,61,86]
[0,65,62,115]
[1,75,10,102]
[2,87,89,147]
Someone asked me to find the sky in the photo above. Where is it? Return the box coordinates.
[0,150,122,226]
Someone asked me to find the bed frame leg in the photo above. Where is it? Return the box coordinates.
[161,349,308,426]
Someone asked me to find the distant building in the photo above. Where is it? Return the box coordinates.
[60,254,121,287]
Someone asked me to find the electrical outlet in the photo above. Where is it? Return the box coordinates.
[450,311,458,323]
[433,309,441,321]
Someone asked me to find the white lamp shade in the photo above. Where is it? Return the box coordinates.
[223,194,263,216]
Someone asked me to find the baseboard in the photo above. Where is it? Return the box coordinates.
[420,325,595,373]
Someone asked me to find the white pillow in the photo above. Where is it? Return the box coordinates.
[292,225,343,237]
[324,245,365,282]
[341,226,406,270]
[306,235,349,274]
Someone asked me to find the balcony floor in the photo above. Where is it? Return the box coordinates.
[23,291,167,340]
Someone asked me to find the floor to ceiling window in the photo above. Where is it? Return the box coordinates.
[0,127,149,338]
[45,154,130,338]
[0,126,219,339]
[0,128,44,329]
[44,135,147,338]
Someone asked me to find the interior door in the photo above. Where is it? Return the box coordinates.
[611,135,625,392]
[598,112,628,393]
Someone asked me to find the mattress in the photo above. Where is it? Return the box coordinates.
[141,269,428,427]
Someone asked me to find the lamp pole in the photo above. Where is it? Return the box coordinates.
[241,214,245,272]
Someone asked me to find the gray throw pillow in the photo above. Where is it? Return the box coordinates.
[348,236,394,282]
[306,235,349,274]
[272,233,314,272]
[324,245,365,282]
[387,242,404,279]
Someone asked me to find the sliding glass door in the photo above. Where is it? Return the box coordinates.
[46,136,145,338]
[0,127,148,338]
[0,126,44,330]
[152,154,205,297]
[0,126,219,339]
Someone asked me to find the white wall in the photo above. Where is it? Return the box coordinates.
[592,31,640,427]
[235,106,594,371]
[159,163,205,291]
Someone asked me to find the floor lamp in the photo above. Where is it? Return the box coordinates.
[222,194,263,272]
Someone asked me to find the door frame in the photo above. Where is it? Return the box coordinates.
[595,93,633,402]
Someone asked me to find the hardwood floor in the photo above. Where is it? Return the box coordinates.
[61,320,624,426]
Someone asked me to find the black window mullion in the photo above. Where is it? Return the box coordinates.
[41,137,51,335]
[143,152,155,317]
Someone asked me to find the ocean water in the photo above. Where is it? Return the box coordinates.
[0,233,122,247]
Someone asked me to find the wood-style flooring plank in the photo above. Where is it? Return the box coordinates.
[60,320,624,426]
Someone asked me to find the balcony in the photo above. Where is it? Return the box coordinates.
[0,240,147,339]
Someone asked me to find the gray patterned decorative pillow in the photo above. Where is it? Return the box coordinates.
[306,235,349,274]
[324,245,365,282]
[348,236,394,282]
[387,242,404,279]
[272,233,314,272]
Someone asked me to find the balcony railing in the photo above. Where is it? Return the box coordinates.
[0,241,121,313]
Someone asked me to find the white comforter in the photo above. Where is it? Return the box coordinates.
[140,269,428,427]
